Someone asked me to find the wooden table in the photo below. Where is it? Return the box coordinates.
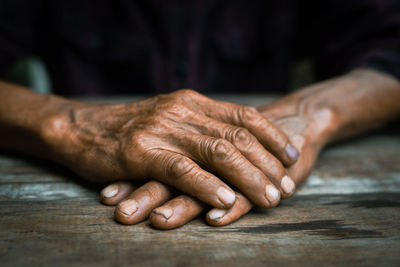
[1,95,400,267]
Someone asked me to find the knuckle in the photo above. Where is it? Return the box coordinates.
[166,101,183,111]
[240,106,263,125]
[211,139,236,160]
[165,156,209,197]
[167,156,196,179]
[230,127,254,148]
[266,156,286,178]
[156,101,194,121]
[124,132,152,163]
[241,106,258,118]
[181,173,208,197]
[167,102,190,115]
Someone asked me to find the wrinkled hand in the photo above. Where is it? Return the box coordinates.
[100,93,340,229]
[99,94,337,229]
[43,89,299,214]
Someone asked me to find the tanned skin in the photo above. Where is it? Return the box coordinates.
[1,68,399,229]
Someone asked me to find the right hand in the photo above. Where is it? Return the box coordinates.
[43,89,298,210]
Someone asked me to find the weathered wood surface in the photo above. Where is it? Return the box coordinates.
[0,95,400,267]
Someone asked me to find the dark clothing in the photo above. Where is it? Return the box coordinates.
[0,0,399,96]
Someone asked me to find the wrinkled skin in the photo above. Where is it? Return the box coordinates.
[42,89,299,210]
[99,69,400,229]
[101,95,331,228]
[0,68,399,230]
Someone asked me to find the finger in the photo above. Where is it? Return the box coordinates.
[150,195,206,230]
[286,135,317,186]
[147,149,237,209]
[176,134,281,208]
[100,181,135,206]
[190,114,296,199]
[206,192,253,226]
[169,90,298,165]
[115,181,175,225]
[198,99,299,166]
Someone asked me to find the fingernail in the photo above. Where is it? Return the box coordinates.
[217,187,236,206]
[153,207,174,220]
[265,185,280,204]
[102,184,119,198]
[208,209,227,221]
[281,175,296,195]
[285,144,299,161]
[118,199,138,216]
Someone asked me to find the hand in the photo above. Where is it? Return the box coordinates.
[99,69,399,229]
[43,89,299,211]
[100,78,346,228]
[99,102,330,228]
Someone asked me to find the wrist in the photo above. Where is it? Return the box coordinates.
[0,81,84,158]
[260,67,400,148]
[258,89,343,148]
[264,106,340,148]
[38,95,88,159]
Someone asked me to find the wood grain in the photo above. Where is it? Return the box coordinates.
[0,96,399,267]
